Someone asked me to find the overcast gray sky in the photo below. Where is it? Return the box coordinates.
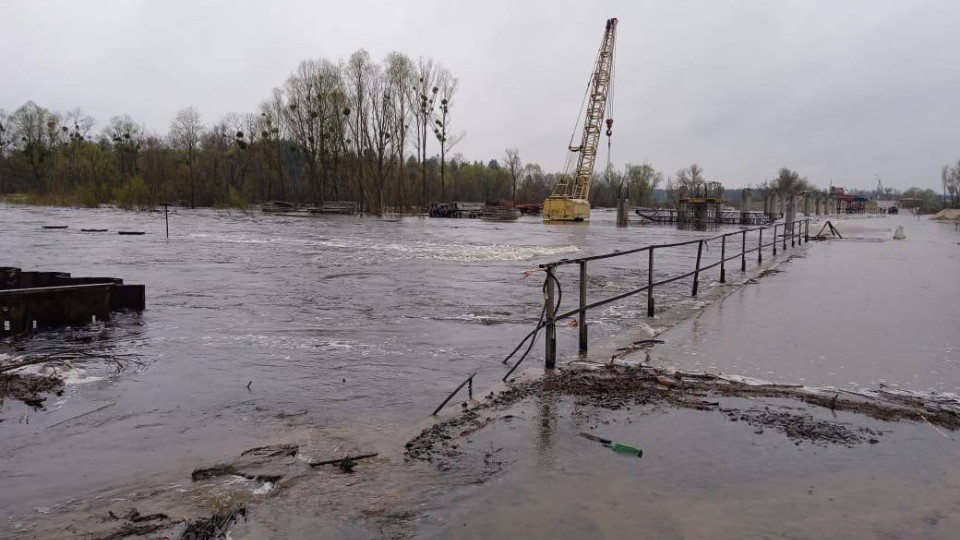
[4,0,958,191]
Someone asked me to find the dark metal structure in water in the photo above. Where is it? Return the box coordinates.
[0,267,144,337]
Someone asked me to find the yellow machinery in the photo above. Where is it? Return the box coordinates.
[543,17,618,222]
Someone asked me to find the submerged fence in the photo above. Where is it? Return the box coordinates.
[433,218,812,414]
[538,218,811,368]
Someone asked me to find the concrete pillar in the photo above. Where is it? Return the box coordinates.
[763,194,770,216]
[803,193,812,216]
[785,195,797,237]
[616,198,628,227]
[741,189,752,224]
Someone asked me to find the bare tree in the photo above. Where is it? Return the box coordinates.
[504,148,522,201]
[674,164,705,187]
[367,68,398,214]
[8,101,64,187]
[259,88,287,200]
[432,67,463,202]
[346,50,376,212]
[103,114,143,180]
[386,52,414,212]
[0,109,10,193]
[772,167,812,195]
[411,58,436,210]
[215,112,254,202]
[284,60,326,205]
[625,162,663,207]
[943,162,960,208]
[169,106,203,207]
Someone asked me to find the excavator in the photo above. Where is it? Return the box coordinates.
[543,17,618,222]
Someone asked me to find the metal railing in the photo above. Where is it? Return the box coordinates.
[538,218,811,368]
[431,372,476,416]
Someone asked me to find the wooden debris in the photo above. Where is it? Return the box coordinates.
[309,453,378,469]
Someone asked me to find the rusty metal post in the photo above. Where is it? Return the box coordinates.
[773,224,778,256]
[164,204,169,239]
[545,267,557,369]
[758,228,763,264]
[647,248,655,317]
[578,261,588,353]
[692,240,703,296]
[783,222,788,250]
[805,219,810,243]
[720,235,726,283]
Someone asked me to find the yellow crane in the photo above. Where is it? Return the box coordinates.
[543,17,618,222]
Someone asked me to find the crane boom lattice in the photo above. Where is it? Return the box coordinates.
[543,17,618,222]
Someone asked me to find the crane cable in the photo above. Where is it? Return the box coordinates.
[607,29,617,196]
[562,24,614,184]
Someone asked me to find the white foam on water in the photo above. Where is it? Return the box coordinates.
[311,239,580,262]
[252,482,274,495]
[191,230,580,262]
[636,321,667,336]
[11,363,104,385]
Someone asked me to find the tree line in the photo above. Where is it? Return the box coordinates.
[0,50,527,212]
[1,49,956,213]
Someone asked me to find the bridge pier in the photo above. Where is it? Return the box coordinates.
[616,198,629,227]
[740,189,752,224]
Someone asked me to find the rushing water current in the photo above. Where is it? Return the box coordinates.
[0,204,741,517]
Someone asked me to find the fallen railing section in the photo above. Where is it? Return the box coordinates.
[432,372,476,416]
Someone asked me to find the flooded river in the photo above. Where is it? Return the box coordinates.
[0,204,735,523]
[3,205,958,538]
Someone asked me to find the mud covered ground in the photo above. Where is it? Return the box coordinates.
[7,361,960,539]
[405,364,959,470]
[402,365,960,539]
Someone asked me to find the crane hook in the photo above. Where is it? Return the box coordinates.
[605,118,614,137]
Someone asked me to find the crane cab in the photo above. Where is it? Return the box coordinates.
[543,197,590,221]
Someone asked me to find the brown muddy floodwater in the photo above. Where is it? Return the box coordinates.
[0,204,741,533]
[2,205,958,538]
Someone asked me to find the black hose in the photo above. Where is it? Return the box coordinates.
[502,271,562,381]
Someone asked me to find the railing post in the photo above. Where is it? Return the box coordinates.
[773,224,778,256]
[791,220,796,247]
[758,228,763,264]
[805,219,810,243]
[692,240,703,297]
[545,267,557,369]
[720,235,726,283]
[741,230,747,272]
[647,248,655,317]
[784,222,788,250]
[578,261,588,353]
